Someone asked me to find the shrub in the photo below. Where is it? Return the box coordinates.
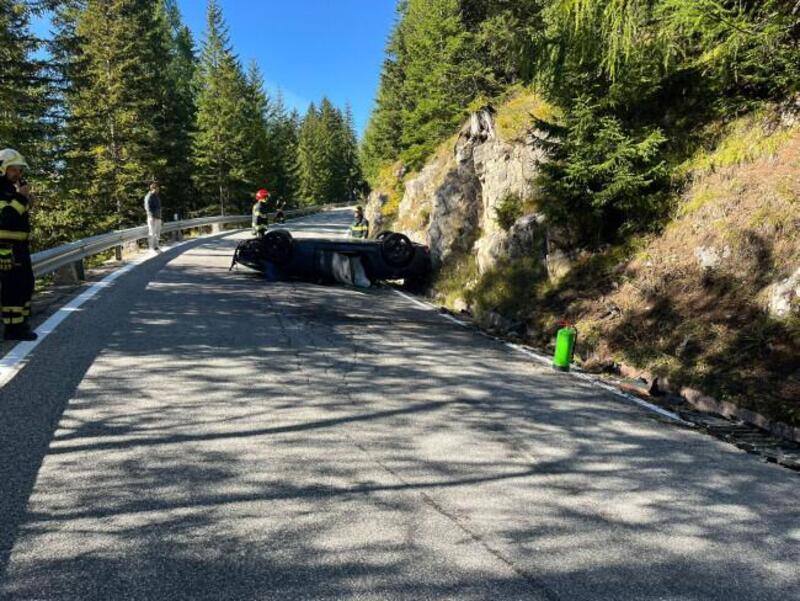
[494,193,523,231]
[535,97,670,247]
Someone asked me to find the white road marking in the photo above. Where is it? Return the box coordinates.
[0,235,223,390]
[391,287,688,424]
[391,288,470,328]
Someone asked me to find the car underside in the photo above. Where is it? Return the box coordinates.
[232,230,432,289]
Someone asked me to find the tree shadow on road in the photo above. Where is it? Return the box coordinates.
[1,233,798,601]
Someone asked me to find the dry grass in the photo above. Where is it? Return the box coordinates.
[564,114,800,425]
[433,250,478,309]
[495,86,560,142]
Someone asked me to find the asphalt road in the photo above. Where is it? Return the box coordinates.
[1,209,797,601]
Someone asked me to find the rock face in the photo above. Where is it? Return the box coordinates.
[370,107,547,274]
[364,192,389,237]
[765,267,800,318]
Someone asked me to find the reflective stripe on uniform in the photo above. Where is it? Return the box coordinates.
[0,230,29,241]
[3,317,25,325]
[0,248,11,256]
[0,200,27,216]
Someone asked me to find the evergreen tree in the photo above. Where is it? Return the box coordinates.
[341,104,365,203]
[265,94,300,206]
[0,1,51,161]
[33,0,92,249]
[296,99,363,206]
[155,0,198,217]
[362,0,484,172]
[192,0,252,215]
[318,98,346,202]
[296,103,326,205]
[64,0,170,227]
[397,0,481,168]
[360,17,407,181]
[242,60,272,193]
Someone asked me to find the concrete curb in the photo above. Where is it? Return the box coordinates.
[616,364,800,445]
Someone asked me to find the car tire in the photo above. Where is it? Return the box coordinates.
[376,231,393,241]
[263,229,293,265]
[380,232,415,268]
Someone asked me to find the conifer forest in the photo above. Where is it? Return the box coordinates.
[1,0,364,251]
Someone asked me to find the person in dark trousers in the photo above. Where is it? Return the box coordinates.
[350,206,369,239]
[0,149,37,341]
[144,181,163,251]
[252,189,271,238]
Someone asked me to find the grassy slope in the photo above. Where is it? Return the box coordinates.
[474,109,800,425]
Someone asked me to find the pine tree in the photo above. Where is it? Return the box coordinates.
[242,60,272,193]
[360,16,407,181]
[192,0,252,215]
[296,103,326,205]
[362,0,483,173]
[360,56,405,182]
[154,0,198,218]
[265,93,300,206]
[341,104,365,203]
[318,98,346,202]
[0,1,51,160]
[398,0,481,168]
[64,0,170,227]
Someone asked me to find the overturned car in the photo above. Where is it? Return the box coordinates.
[232,230,432,289]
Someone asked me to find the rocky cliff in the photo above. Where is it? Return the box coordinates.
[366,100,556,278]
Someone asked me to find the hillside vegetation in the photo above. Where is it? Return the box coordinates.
[470,104,799,425]
[363,1,800,426]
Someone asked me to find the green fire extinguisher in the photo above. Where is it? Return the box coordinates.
[553,321,577,372]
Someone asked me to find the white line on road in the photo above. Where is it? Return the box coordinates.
[390,287,688,424]
[0,233,225,391]
[0,212,334,390]
[391,288,470,328]
[0,258,141,389]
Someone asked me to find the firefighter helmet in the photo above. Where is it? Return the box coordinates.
[0,149,28,176]
[256,189,270,201]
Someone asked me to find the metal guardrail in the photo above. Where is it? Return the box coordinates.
[31,204,347,278]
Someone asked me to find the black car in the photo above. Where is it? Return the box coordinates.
[232,230,432,288]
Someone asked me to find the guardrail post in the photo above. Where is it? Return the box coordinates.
[53,259,85,285]
[211,223,223,234]
[122,240,140,259]
[173,214,184,242]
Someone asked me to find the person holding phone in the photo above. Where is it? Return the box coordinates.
[0,149,36,341]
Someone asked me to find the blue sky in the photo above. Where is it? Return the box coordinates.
[178,0,398,136]
[31,1,397,136]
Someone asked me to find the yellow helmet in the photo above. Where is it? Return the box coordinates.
[0,149,29,176]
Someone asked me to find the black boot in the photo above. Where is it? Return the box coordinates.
[4,324,38,342]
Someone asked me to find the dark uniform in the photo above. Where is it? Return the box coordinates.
[350,216,369,239]
[252,200,270,237]
[0,175,34,336]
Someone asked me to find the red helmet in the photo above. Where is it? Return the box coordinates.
[256,189,270,200]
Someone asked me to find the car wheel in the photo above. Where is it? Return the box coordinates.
[381,232,415,268]
[376,231,393,241]
[263,229,293,265]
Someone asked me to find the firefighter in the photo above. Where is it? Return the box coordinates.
[252,188,271,238]
[350,206,369,239]
[0,149,36,341]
